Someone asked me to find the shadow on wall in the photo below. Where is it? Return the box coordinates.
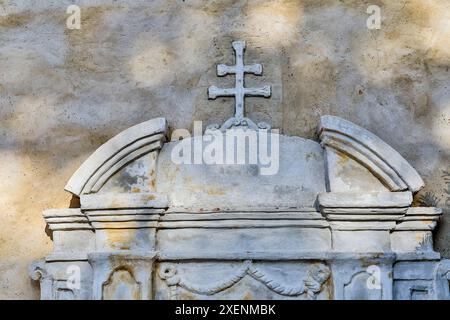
[0,0,449,298]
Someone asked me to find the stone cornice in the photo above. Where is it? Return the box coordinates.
[43,208,92,231]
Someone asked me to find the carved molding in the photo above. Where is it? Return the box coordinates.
[43,208,92,231]
[65,117,168,196]
[318,192,416,231]
[102,267,142,300]
[395,207,442,231]
[318,115,424,192]
[89,251,156,300]
[80,193,169,210]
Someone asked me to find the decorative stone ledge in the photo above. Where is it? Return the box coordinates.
[80,192,169,210]
[42,208,95,259]
[318,192,412,227]
[43,208,92,231]
[318,191,413,209]
[395,207,442,231]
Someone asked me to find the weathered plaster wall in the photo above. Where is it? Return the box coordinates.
[0,0,449,299]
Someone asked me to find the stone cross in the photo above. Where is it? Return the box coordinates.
[208,40,271,128]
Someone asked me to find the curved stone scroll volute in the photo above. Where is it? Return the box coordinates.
[65,117,168,196]
[29,259,53,300]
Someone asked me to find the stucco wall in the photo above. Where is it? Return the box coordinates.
[0,0,449,299]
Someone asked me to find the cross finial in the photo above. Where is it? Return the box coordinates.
[208,40,271,131]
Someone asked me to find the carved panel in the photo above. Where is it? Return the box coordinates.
[102,268,141,300]
[155,261,331,300]
[343,271,382,300]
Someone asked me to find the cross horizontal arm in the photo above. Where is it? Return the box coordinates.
[244,85,271,98]
[217,64,236,76]
[208,86,236,99]
[244,64,263,75]
[207,40,272,127]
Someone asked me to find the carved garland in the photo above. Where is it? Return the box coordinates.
[159,261,330,300]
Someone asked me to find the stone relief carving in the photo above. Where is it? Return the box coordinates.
[29,259,54,300]
[207,40,271,131]
[103,267,141,300]
[29,40,447,300]
[343,271,382,300]
[158,262,330,300]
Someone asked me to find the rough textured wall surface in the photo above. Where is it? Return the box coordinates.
[0,0,449,299]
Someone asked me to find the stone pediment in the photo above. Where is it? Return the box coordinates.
[74,132,325,209]
[63,114,422,209]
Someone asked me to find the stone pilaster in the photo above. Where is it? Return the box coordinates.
[81,192,167,300]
